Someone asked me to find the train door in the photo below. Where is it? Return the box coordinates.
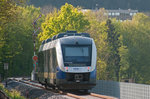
[49,48,54,84]
[44,50,49,82]
[53,48,57,84]
[47,49,50,84]
[48,48,57,85]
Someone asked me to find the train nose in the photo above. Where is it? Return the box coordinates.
[74,74,83,82]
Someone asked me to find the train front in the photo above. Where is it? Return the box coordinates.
[56,36,97,90]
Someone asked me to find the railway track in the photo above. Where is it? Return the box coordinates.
[0,90,10,99]
[11,78,117,99]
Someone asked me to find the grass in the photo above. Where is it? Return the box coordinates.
[0,83,25,99]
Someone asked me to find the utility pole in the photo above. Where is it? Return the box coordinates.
[32,14,41,56]
[31,14,41,81]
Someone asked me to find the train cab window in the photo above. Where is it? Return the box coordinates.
[62,45,91,66]
[65,47,89,57]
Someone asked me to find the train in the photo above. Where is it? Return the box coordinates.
[37,31,97,91]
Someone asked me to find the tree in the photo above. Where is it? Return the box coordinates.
[85,9,110,80]
[0,0,27,78]
[0,5,44,77]
[86,8,129,81]
[38,3,89,41]
[120,13,150,84]
[0,0,27,27]
[8,6,43,76]
[105,19,122,81]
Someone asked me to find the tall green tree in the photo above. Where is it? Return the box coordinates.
[0,0,27,78]
[105,19,122,81]
[38,3,89,41]
[7,6,43,76]
[0,0,27,27]
[0,4,43,77]
[120,13,150,84]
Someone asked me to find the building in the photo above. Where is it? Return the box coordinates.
[81,9,138,21]
[106,9,138,21]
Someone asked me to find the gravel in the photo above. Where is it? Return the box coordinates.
[3,80,69,99]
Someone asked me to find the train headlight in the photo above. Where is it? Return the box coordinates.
[66,67,68,71]
[88,67,90,71]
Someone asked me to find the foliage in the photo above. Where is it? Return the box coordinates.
[86,9,129,81]
[105,19,121,81]
[38,3,89,41]
[0,0,17,77]
[0,0,27,26]
[88,21,109,80]
[0,83,25,99]
[0,3,44,77]
[86,9,150,84]
[0,83,4,90]
[7,5,43,76]
[120,13,150,84]
[118,45,129,80]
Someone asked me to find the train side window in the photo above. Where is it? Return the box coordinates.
[43,51,47,72]
[48,49,51,73]
[41,52,44,71]
[47,50,50,72]
[48,47,58,73]
[51,48,55,72]
[53,48,57,72]
[44,50,49,72]
[49,49,53,73]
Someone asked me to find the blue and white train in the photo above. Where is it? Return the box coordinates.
[37,31,97,91]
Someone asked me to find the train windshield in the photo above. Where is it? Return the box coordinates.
[62,45,91,66]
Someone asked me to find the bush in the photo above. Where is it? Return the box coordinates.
[0,83,25,99]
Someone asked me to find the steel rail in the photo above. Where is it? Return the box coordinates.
[59,91,86,99]
[90,93,117,99]
[0,90,10,99]
[13,78,117,99]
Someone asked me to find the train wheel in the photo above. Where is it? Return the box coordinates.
[37,78,41,83]
[51,86,54,89]
[44,84,48,89]
[44,79,48,89]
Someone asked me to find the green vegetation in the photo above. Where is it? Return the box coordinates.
[86,9,150,83]
[0,1,150,84]
[38,3,89,41]
[0,84,25,99]
[85,10,129,81]
[120,13,150,83]
[0,0,44,77]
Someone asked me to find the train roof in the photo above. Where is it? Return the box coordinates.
[42,31,90,45]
